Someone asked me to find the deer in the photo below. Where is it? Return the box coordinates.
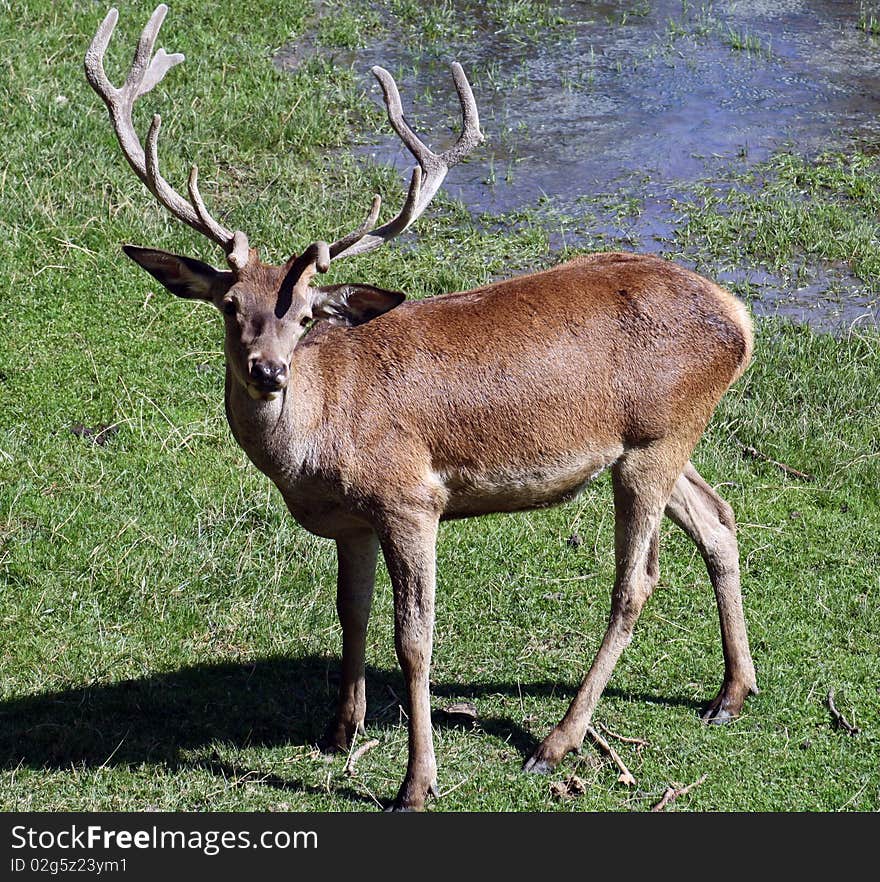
[85,5,758,811]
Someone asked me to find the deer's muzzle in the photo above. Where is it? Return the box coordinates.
[247,359,289,399]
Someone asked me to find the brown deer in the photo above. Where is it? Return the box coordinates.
[86,5,758,811]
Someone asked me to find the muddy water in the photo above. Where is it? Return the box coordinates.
[279,1,880,329]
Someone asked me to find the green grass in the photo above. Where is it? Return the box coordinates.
[315,1,382,50]
[722,26,771,57]
[662,2,773,59]
[0,1,878,812]
[313,0,569,56]
[675,151,880,285]
[859,2,880,35]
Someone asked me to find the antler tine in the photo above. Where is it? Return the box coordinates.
[328,194,383,259]
[443,62,483,165]
[143,112,241,254]
[85,5,250,267]
[126,4,167,96]
[371,66,443,174]
[186,167,250,269]
[84,7,119,98]
[321,63,483,266]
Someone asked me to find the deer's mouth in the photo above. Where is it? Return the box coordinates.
[246,381,286,401]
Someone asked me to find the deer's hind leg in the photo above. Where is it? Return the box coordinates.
[524,440,684,774]
[665,462,758,722]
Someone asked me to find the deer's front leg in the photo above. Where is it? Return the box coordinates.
[380,515,439,811]
[320,530,379,752]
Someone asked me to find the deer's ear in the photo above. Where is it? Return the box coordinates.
[310,284,405,327]
[122,245,234,301]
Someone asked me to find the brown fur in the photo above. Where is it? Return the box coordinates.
[124,245,758,811]
[88,6,757,812]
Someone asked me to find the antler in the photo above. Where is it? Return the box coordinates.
[306,63,483,271]
[85,5,250,269]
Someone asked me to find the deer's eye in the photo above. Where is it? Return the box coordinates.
[222,300,237,317]
[300,316,311,327]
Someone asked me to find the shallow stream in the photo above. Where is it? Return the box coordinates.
[279,1,880,328]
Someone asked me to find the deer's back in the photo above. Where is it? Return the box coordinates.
[298,253,751,517]
[306,253,751,438]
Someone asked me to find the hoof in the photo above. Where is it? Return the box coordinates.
[384,803,418,813]
[522,755,555,775]
[385,778,438,812]
[702,707,733,725]
[318,719,363,754]
[523,728,577,775]
[701,680,754,724]
[317,733,349,754]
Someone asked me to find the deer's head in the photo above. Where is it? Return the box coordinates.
[121,244,404,400]
[85,5,482,400]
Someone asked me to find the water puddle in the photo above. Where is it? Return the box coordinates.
[277,1,880,330]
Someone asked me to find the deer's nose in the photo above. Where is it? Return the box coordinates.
[249,359,289,389]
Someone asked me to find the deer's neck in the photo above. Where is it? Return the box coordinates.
[223,357,318,485]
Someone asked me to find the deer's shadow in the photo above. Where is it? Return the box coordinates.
[0,655,701,803]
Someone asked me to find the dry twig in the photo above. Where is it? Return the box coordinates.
[343,738,380,776]
[598,723,650,750]
[736,439,814,481]
[586,725,636,786]
[651,774,708,812]
[827,690,860,735]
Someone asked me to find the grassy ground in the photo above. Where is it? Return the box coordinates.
[676,151,880,285]
[0,1,877,811]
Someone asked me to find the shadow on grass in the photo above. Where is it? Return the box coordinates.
[0,654,701,802]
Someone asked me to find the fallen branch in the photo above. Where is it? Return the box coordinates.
[736,439,814,481]
[827,690,860,735]
[598,723,650,750]
[651,774,708,812]
[344,738,380,776]
[586,725,636,786]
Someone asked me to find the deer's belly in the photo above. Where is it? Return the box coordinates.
[438,447,623,519]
